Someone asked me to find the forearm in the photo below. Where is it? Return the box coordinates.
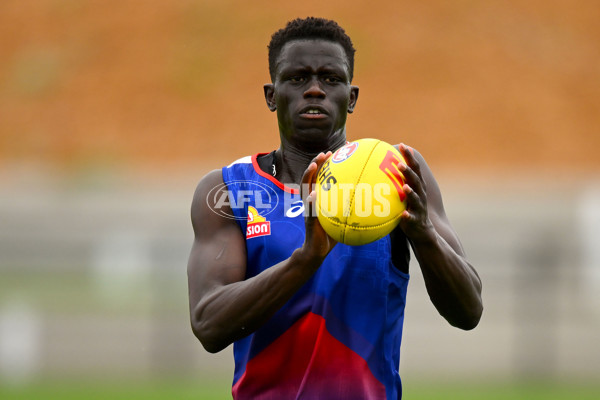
[192,249,322,353]
[412,229,483,330]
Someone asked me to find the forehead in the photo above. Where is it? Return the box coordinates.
[275,39,349,74]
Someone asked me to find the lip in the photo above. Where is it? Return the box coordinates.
[299,105,329,118]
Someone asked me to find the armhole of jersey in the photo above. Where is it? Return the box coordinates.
[389,228,410,275]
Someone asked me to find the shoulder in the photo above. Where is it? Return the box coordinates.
[193,153,253,204]
[190,169,241,238]
[192,169,223,209]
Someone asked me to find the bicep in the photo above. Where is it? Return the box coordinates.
[187,170,247,311]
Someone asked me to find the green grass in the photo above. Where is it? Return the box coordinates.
[0,378,226,400]
[403,380,600,400]
[1,378,599,400]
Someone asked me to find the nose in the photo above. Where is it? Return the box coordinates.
[303,76,325,98]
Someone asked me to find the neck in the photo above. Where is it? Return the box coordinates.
[274,132,347,186]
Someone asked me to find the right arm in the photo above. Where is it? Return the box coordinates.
[187,153,335,353]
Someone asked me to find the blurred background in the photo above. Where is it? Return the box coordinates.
[1,0,599,399]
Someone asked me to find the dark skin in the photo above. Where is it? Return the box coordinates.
[187,39,482,354]
[264,39,359,184]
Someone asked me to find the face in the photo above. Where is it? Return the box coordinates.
[264,40,359,149]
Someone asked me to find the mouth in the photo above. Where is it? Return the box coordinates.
[299,105,328,119]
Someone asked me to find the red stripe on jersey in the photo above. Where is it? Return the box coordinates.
[232,312,385,400]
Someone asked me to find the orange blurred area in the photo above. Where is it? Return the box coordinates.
[2,2,600,392]
[1,0,599,173]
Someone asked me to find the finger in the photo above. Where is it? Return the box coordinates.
[399,207,420,235]
[318,151,332,164]
[303,189,316,219]
[399,163,426,200]
[403,183,426,213]
[312,150,330,177]
[304,151,332,197]
[400,184,424,220]
[308,189,317,204]
[399,143,421,176]
[301,159,319,198]
[300,154,325,218]
[301,152,330,185]
[301,160,317,186]
[306,189,338,247]
[400,209,413,223]
[399,143,415,161]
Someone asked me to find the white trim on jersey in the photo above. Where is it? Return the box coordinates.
[228,155,252,167]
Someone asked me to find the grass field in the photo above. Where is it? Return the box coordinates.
[1,378,599,400]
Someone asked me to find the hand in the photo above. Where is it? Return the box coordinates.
[299,152,337,261]
[398,144,435,243]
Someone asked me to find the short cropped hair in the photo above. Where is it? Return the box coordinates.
[268,17,356,82]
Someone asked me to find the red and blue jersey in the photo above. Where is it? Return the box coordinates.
[222,153,410,399]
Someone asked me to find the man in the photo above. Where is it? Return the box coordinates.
[187,17,482,399]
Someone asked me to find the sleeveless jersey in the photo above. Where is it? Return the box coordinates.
[222,153,410,400]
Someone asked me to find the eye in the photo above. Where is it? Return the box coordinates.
[288,76,305,83]
[324,75,343,84]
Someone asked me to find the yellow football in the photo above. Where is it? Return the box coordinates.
[316,138,407,246]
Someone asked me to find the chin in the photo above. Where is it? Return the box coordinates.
[295,129,345,150]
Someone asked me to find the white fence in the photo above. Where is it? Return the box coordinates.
[1,171,598,384]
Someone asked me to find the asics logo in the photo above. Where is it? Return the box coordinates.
[286,200,305,218]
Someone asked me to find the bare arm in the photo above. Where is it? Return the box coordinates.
[187,153,336,353]
[395,144,483,330]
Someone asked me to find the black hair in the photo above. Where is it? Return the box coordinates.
[268,17,356,82]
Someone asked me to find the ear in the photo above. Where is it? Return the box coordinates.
[347,85,359,114]
[264,83,276,112]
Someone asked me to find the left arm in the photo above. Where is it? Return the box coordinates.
[395,143,483,330]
